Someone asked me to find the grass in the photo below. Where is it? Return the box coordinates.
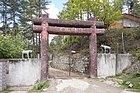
[115,73,140,91]
[28,80,50,93]
[0,89,10,93]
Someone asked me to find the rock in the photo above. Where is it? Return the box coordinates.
[128,83,133,88]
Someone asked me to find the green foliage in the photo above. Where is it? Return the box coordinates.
[49,27,140,57]
[0,89,10,93]
[121,73,140,90]
[59,0,126,28]
[49,35,64,53]
[0,0,50,57]
[127,0,140,16]
[29,80,50,92]
[134,53,140,59]
[98,27,140,53]
[0,33,27,58]
[0,0,50,35]
[49,35,88,54]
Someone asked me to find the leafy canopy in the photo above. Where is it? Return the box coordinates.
[59,0,126,28]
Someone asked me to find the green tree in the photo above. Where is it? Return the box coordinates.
[127,0,140,16]
[0,0,50,56]
[0,0,49,36]
[0,0,10,35]
[0,33,27,58]
[59,0,126,29]
[49,36,64,52]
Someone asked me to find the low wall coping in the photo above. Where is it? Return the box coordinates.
[0,58,39,62]
[0,59,22,62]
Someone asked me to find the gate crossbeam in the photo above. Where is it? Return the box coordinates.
[33,18,104,28]
[33,26,105,35]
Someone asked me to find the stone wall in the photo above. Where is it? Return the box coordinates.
[0,62,8,91]
[52,53,132,78]
[51,53,89,74]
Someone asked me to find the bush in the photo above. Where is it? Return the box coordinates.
[98,27,140,53]
[29,80,50,92]
[0,34,27,58]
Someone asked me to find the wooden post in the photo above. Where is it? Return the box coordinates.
[41,19,49,80]
[89,17,97,77]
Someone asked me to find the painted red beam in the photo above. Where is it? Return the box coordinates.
[32,18,104,28]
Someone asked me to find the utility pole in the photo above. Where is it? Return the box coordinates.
[116,43,119,74]
[122,32,126,53]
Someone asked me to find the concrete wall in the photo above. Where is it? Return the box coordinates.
[7,59,41,86]
[0,54,132,89]
[52,53,132,78]
[97,54,132,78]
[117,54,132,73]
[0,62,8,90]
[97,54,116,78]
[51,53,89,74]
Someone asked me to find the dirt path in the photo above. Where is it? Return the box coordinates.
[48,67,87,79]
[43,68,139,93]
[43,78,139,93]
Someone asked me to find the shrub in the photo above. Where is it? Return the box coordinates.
[0,34,27,58]
[29,80,50,92]
[122,74,140,89]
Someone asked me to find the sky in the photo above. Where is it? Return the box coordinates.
[47,0,68,43]
[46,0,68,19]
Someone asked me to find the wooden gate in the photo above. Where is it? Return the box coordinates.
[32,14,105,80]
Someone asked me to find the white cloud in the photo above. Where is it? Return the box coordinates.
[42,4,59,43]
[43,4,59,19]
[0,23,3,27]
[122,5,129,14]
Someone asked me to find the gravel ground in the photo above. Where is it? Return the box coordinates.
[43,78,139,93]
[42,68,139,93]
